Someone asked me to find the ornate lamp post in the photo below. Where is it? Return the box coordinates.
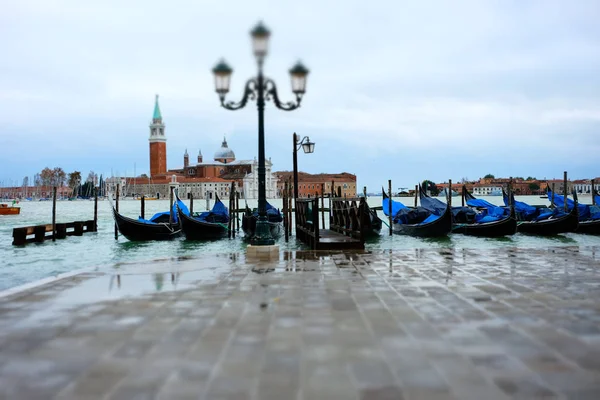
[212,22,309,246]
[292,133,315,201]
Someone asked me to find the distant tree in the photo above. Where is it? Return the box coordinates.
[52,167,66,186]
[40,167,54,186]
[67,171,81,189]
[421,180,439,196]
[33,173,41,186]
[529,183,540,191]
[526,176,536,181]
[483,174,495,179]
[514,177,524,180]
[22,176,29,187]
[460,177,470,183]
[86,171,98,185]
[38,167,66,186]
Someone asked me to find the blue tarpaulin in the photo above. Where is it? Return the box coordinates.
[138,201,180,224]
[548,190,600,221]
[382,196,406,217]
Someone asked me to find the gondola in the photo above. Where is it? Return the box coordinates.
[242,202,283,239]
[503,189,578,235]
[382,189,451,237]
[176,195,230,240]
[110,201,182,241]
[421,186,516,237]
[363,199,382,236]
[548,190,600,235]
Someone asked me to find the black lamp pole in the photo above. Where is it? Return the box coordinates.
[292,132,315,202]
[212,22,309,246]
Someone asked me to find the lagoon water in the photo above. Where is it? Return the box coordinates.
[1,194,599,291]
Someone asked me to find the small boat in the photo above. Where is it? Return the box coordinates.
[382,189,451,237]
[111,200,181,241]
[548,190,600,235]
[0,203,20,215]
[421,186,516,237]
[177,195,230,240]
[242,202,283,240]
[504,189,578,235]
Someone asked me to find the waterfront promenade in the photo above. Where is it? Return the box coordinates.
[1,247,600,399]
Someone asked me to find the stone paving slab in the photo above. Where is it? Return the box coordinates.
[0,246,600,399]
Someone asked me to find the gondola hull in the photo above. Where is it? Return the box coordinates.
[392,206,452,237]
[517,207,579,235]
[576,219,600,235]
[242,214,283,240]
[365,206,382,236]
[178,209,229,240]
[112,207,181,241]
[452,215,517,237]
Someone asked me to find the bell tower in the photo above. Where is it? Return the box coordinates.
[149,94,167,177]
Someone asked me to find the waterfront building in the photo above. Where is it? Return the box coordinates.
[109,95,279,199]
[274,172,357,198]
[473,184,503,196]
[572,179,600,194]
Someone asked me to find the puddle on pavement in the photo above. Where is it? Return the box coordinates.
[11,261,231,330]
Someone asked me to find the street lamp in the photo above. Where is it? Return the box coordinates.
[292,132,315,201]
[212,21,309,246]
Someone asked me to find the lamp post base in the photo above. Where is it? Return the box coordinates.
[250,217,275,246]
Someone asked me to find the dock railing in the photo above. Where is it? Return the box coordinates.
[330,197,367,244]
[295,198,320,249]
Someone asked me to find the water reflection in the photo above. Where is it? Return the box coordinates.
[251,267,275,274]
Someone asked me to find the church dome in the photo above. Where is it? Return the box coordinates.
[214,137,235,162]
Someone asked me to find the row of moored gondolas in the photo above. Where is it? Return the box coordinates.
[377,185,600,238]
[111,193,283,241]
[111,185,600,241]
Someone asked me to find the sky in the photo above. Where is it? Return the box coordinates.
[1,0,599,192]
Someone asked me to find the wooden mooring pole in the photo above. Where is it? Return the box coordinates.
[93,187,98,231]
[115,183,119,240]
[414,185,418,207]
[190,193,194,215]
[563,171,568,212]
[288,179,293,237]
[283,181,289,242]
[52,186,57,242]
[169,186,174,227]
[321,183,325,228]
[141,196,145,220]
[592,179,596,206]
[448,179,452,207]
[230,182,235,239]
[388,180,392,236]
[551,183,556,208]
[236,193,239,232]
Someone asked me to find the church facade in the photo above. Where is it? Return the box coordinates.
[111,95,279,200]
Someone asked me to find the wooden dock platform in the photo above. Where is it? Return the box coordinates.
[316,229,363,250]
[295,197,366,250]
[12,220,97,245]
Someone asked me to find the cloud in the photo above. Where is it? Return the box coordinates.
[0,0,599,190]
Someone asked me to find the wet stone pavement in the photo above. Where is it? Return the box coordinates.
[1,246,600,400]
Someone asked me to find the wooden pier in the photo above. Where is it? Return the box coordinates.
[12,186,98,246]
[12,220,97,245]
[295,197,365,250]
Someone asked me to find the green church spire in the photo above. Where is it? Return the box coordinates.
[153,94,162,121]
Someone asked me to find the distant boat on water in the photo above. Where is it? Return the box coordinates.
[0,203,20,215]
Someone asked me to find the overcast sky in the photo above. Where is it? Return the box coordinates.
[1,0,599,191]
